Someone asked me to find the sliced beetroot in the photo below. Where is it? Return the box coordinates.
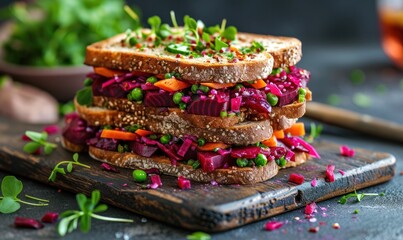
[62,116,97,145]
[231,96,242,112]
[311,177,317,187]
[264,221,284,231]
[177,139,193,157]
[131,142,158,157]
[14,217,44,229]
[279,137,309,153]
[94,138,118,151]
[325,165,335,182]
[120,81,141,91]
[156,142,181,162]
[197,151,229,172]
[101,163,119,173]
[178,176,191,190]
[144,91,176,107]
[231,146,261,159]
[150,174,163,187]
[304,202,317,215]
[43,125,60,135]
[277,88,298,106]
[267,83,283,96]
[41,212,59,223]
[92,78,128,98]
[141,82,159,91]
[242,98,271,113]
[187,98,228,116]
[340,145,355,157]
[293,137,321,159]
[289,173,305,185]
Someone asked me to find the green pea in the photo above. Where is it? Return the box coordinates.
[236,158,248,168]
[117,144,124,153]
[220,111,228,118]
[197,138,206,146]
[191,84,199,94]
[128,37,138,46]
[298,88,306,96]
[179,102,187,110]
[132,169,147,182]
[173,92,183,104]
[199,85,209,93]
[187,159,195,165]
[83,78,93,87]
[271,68,282,75]
[276,156,287,167]
[164,73,172,79]
[254,153,267,167]
[192,160,201,169]
[146,76,158,84]
[130,88,144,101]
[234,83,244,91]
[266,93,279,106]
[160,134,172,144]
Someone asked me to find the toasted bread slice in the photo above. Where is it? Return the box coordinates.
[75,100,272,145]
[84,33,274,83]
[88,145,280,184]
[91,96,307,131]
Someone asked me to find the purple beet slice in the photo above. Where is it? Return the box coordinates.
[197,151,229,172]
[144,91,176,107]
[187,98,228,116]
[131,142,159,157]
[230,146,261,159]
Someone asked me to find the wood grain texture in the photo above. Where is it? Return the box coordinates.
[0,117,396,232]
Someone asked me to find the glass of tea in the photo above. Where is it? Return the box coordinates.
[378,0,403,69]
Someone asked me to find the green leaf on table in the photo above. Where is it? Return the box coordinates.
[25,131,45,142]
[1,176,23,198]
[350,69,365,85]
[91,190,101,208]
[0,196,21,213]
[44,143,56,155]
[93,204,108,213]
[23,141,41,154]
[353,92,371,108]
[76,193,87,211]
[338,190,384,204]
[73,153,79,162]
[66,162,73,173]
[187,231,211,240]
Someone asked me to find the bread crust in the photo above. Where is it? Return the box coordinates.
[75,100,273,145]
[88,146,280,184]
[84,33,274,83]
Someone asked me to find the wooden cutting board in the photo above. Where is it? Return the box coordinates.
[0,117,396,232]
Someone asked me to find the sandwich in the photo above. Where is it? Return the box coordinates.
[61,13,320,184]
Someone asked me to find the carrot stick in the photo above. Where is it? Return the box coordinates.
[197,142,230,151]
[200,82,236,89]
[154,78,191,92]
[250,79,267,89]
[262,136,277,147]
[94,67,125,78]
[100,129,138,141]
[273,130,284,139]
[284,122,306,136]
[135,129,154,137]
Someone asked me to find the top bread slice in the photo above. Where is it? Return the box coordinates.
[84,31,302,83]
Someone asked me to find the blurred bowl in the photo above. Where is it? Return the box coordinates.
[0,22,91,102]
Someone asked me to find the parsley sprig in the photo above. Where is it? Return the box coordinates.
[48,153,91,182]
[0,176,48,214]
[57,190,133,236]
[338,190,385,204]
[23,131,57,155]
[305,123,323,143]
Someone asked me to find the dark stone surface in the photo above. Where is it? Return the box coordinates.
[0,44,402,239]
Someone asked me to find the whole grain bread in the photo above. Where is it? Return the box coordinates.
[75,100,273,145]
[84,33,274,84]
[88,146,282,184]
[91,96,307,130]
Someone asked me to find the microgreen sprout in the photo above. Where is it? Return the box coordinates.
[187,231,211,240]
[23,131,57,155]
[338,190,385,204]
[304,123,323,143]
[57,190,133,236]
[0,176,48,214]
[48,153,91,182]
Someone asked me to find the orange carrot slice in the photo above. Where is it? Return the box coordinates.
[262,136,277,147]
[154,78,191,92]
[135,129,154,137]
[284,122,305,136]
[100,129,138,141]
[197,142,230,151]
[200,82,236,89]
[250,79,267,89]
[94,67,125,78]
[273,130,285,139]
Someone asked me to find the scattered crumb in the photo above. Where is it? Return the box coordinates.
[333,223,340,229]
[308,226,319,233]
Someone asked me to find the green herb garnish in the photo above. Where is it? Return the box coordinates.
[57,190,133,236]
[304,123,323,143]
[338,190,385,204]
[48,153,91,182]
[0,176,48,214]
[350,69,365,85]
[59,100,75,116]
[187,231,211,240]
[214,36,228,52]
[353,209,359,214]
[76,87,93,106]
[327,94,341,106]
[23,131,57,155]
[353,92,371,108]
